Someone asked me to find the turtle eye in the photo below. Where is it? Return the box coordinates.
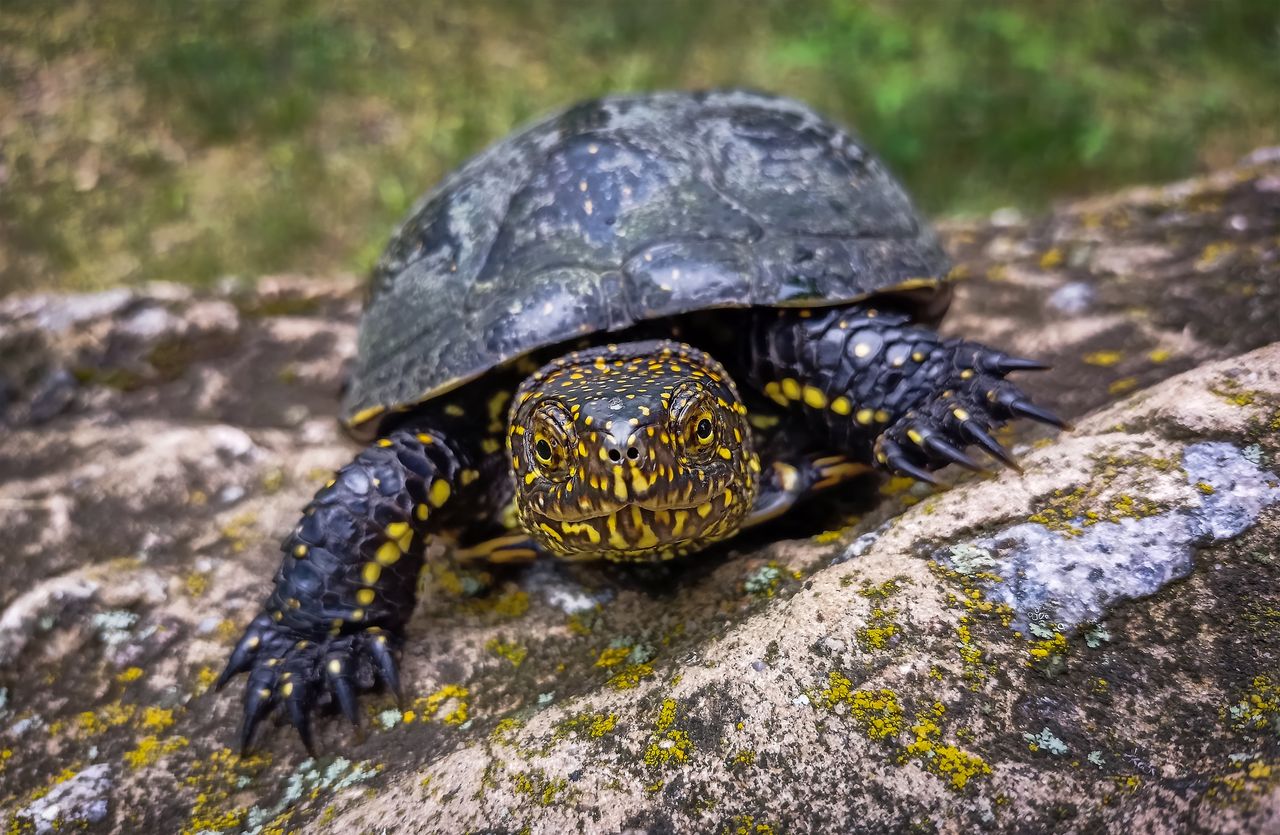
[527,403,575,480]
[680,406,717,453]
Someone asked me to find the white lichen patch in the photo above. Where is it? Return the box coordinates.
[17,763,113,834]
[942,442,1280,632]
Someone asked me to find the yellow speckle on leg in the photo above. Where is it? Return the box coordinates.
[416,503,429,521]
[292,544,308,558]
[831,396,852,415]
[802,386,827,409]
[356,589,376,606]
[856,408,874,425]
[764,382,788,406]
[327,659,342,675]
[375,541,402,566]
[780,378,801,400]
[429,480,452,507]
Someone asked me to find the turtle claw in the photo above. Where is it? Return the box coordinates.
[871,342,1064,480]
[878,438,940,485]
[220,616,404,755]
[368,633,404,707]
[923,434,987,473]
[1009,398,1070,429]
[285,684,318,759]
[961,422,1022,472]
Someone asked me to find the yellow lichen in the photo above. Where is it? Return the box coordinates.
[644,698,693,769]
[412,684,470,725]
[856,606,900,651]
[723,815,776,834]
[1224,675,1279,733]
[558,711,619,740]
[491,589,530,618]
[74,700,136,736]
[644,730,692,767]
[819,673,903,741]
[490,717,524,745]
[123,734,188,769]
[116,667,144,683]
[595,646,632,667]
[607,663,654,690]
[901,704,991,790]
[485,638,527,667]
[1038,247,1063,269]
[511,769,569,806]
[140,707,175,732]
[1084,350,1123,367]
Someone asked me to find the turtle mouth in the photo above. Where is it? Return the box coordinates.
[548,498,711,525]
[525,495,745,558]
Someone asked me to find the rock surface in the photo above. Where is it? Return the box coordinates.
[1,154,1278,834]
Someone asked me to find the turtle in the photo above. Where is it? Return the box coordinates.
[218,89,1063,753]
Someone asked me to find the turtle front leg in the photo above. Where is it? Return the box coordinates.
[217,427,471,755]
[748,305,1066,483]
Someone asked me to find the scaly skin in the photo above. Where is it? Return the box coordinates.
[217,428,471,754]
[219,309,1061,753]
[748,305,1063,484]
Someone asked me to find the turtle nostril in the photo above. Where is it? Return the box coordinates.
[626,446,640,460]
[608,448,622,463]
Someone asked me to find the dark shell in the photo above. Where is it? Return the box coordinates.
[343,89,950,429]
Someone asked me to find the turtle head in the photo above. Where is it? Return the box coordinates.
[509,340,759,561]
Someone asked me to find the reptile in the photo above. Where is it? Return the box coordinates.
[218,90,1062,753]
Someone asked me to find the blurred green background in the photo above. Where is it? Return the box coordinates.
[1,0,1277,296]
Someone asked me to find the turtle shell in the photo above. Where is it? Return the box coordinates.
[343,89,951,432]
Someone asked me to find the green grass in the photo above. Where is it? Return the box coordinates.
[1,0,1276,294]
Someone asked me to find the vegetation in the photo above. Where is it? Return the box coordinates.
[1,0,1276,294]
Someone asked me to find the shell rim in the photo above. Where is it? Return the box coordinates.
[342,275,954,437]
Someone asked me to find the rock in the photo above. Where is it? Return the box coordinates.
[16,763,112,834]
[1,157,1278,834]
